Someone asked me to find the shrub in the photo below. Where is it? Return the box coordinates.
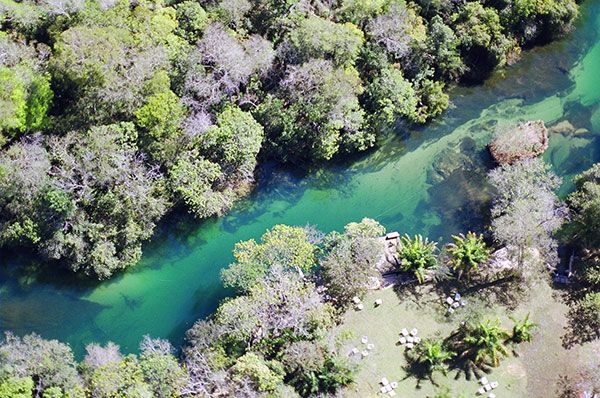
[397,234,438,283]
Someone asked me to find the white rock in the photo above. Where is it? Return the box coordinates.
[381,377,389,386]
[410,328,418,336]
[361,336,368,344]
[401,328,409,336]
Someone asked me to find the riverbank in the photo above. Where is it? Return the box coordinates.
[337,278,599,397]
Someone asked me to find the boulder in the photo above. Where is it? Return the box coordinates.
[489,120,548,165]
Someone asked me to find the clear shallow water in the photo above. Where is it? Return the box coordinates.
[2,2,600,357]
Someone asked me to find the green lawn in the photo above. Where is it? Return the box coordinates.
[335,278,598,397]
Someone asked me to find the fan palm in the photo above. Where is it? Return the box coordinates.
[461,319,509,367]
[397,234,438,283]
[447,232,490,280]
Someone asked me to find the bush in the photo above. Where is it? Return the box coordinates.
[447,232,490,280]
[397,234,438,283]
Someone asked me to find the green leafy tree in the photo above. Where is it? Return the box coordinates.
[135,88,186,164]
[447,232,490,280]
[365,66,418,124]
[200,105,264,182]
[320,219,385,307]
[0,377,34,398]
[176,1,209,42]
[451,2,519,80]
[287,16,365,66]
[230,352,284,392]
[397,234,438,283]
[222,225,317,292]
[257,59,370,161]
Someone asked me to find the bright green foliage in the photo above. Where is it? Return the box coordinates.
[135,89,186,163]
[0,65,49,142]
[0,67,27,138]
[397,234,438,283]
[511,313,536,343]
[176,1,209,42]
[343,217,386,239]
[231,352,284,392]
[87,355,152,397]
[337,0,389,24]
[0,377,33,398]
[568,163,600,251]
[0,333,82,394]
[51,0,183,126]
[139,350,187,397]
[287,16,365,66]
[201,105,264,179]
[447,232,490,280]
[366,66,418,124]
[222,224,317,292]
[576,292,600,331]
[413,79,449,123]
[412,339,454,375]
[460,319,510,367]
[41,387,63,398]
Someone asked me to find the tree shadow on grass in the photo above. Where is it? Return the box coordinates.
[399,349,445,390]
[562,303,600,348]
[556,276,600,348]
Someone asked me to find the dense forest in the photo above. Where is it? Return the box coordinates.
[0,0,580,279]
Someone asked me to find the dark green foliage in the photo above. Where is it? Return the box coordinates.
[0,124,168,278]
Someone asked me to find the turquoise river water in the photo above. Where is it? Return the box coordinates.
[2,1,600,357]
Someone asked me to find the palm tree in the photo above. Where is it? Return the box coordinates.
[460,319,510,367]
[447,232,490,280]
[511,313,536,343]
[415,339,455,376]
[397,234,438,283]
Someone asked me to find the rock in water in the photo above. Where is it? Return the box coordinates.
[489,120,548,165]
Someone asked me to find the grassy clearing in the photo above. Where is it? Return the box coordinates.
[336,278,598,397]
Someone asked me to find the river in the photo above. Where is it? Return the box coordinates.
[1,1,600,357]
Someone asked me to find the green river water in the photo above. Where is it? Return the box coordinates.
[2,2,600,357]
